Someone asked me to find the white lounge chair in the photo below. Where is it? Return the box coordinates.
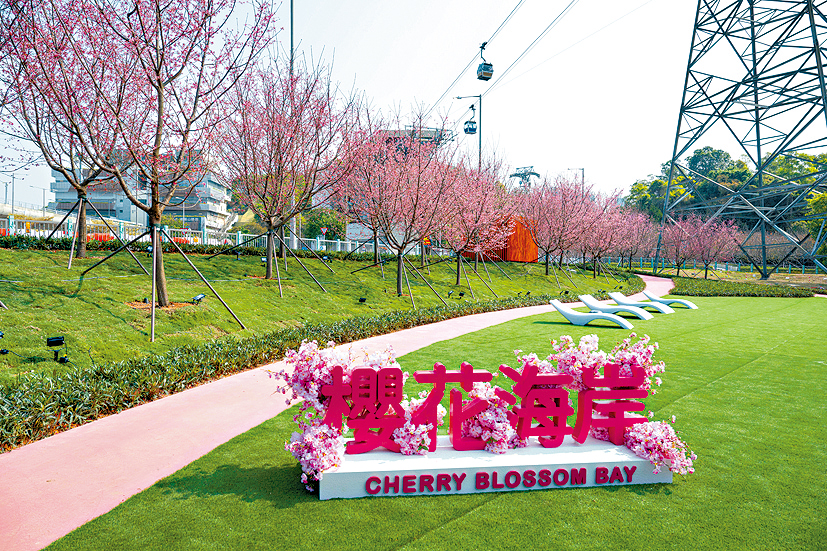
[608,292,675,314]
[643,290,699,309]
[549,299,634,330]
[579,294,654,320]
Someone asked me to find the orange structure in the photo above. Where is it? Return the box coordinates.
[463,218,538,263]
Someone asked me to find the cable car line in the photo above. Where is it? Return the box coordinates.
[490,0,658,94]
[481,0,580,99]
[448,0,581,152]
[426,0,527,118]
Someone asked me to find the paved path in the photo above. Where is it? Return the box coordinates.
[0,275,673,551]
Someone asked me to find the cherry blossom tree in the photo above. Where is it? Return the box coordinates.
[332,109,386,265]
[0,0,127,257]
[520,175,594,276]
[217,57,361,280]
[342,112,461,296]
[443,154,514,285]
[662,216,695,277]
[689,218,741,278]
[580,192,623,278]
[614,210,659,269]
[80,0,274,305]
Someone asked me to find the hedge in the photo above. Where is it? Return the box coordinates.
[0,234,394,262]
[670,276,814,297]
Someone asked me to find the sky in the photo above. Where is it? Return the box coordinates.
[3,0,700,206]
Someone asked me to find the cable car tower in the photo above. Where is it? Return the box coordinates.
[510,166,540,190]
[658,0,827,278]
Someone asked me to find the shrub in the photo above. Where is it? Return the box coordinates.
[670,276,814,297]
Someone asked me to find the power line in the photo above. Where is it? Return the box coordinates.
[482,0,581,99]
[449,0,581,151]
[490,0,658,93]
[427,0,527,118]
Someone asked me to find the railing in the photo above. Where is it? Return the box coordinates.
[0,218,423,257]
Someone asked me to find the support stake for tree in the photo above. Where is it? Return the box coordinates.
[150,226,157,342]
[82,230,151,276]
[160,228,246,329]
[402,260,415,309]
[404,257,447,306]
[273,231,327,292]
[461,255,497,298]
[67,205,83,270]
[485,250,514,280]
[284,223,335,272]
[45,198,80,241]
[84,198,149,276]
[459,255,475,299]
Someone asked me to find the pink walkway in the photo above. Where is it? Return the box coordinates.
[0,275,672,551]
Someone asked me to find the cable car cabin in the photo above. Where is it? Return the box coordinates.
[477,62,493,81]
[463,120,477,135]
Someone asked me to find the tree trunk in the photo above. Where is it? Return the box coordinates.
[704,265,709,279]
[474,252,479,272]
[420,238,426,267]
[676,261,681,278]
[265,228,275,279]
[396,253,404,296]
[545,253,550,276]
[151,224,170,307]
[592,258,598,278]
[76,194,88,258]
[373,231,379,264]
[456,253,462,286]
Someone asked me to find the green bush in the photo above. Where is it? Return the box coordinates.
[671,276,814,297]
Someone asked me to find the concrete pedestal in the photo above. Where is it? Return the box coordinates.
[320,435,671,500]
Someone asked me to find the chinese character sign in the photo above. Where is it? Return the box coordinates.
[318,359,649,454]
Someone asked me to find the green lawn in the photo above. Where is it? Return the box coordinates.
[46,296,827,550]
[0,249,635,383]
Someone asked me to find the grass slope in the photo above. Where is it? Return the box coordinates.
[0,249,637,383]
[47,297,827,550]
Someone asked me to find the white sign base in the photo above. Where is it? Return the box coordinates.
[319,435,671,500]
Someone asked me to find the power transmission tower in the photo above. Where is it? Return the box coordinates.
[657,0,827,278]
[509,166,540,190]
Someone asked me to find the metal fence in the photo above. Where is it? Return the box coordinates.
[0,217,419,257]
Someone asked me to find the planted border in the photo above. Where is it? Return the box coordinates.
[670,276,814,297]
[0,275,643,453]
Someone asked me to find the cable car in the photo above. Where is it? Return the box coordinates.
[463,105,477,135]
[477,42,493,81]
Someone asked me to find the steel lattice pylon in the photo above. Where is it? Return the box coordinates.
[657,0,827,277]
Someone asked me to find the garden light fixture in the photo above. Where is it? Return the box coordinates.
[192,293,206,304]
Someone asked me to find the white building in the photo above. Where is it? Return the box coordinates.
[51,166,232,232]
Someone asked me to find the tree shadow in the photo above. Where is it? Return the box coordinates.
[154,463,318,509]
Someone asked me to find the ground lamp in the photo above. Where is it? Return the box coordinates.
[192,293,206,304]
[447,290,454,298]
[47,336,68,363]
[459,292,465,297]
[358,297,367,303]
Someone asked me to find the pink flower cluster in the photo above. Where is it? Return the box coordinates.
[515,332,665,395]
[513,333,694,475]
[623,419,697,475]
[271,341,434,488]
[462,382,528,454]
[392,390,447,455]
[285,420,346,491]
